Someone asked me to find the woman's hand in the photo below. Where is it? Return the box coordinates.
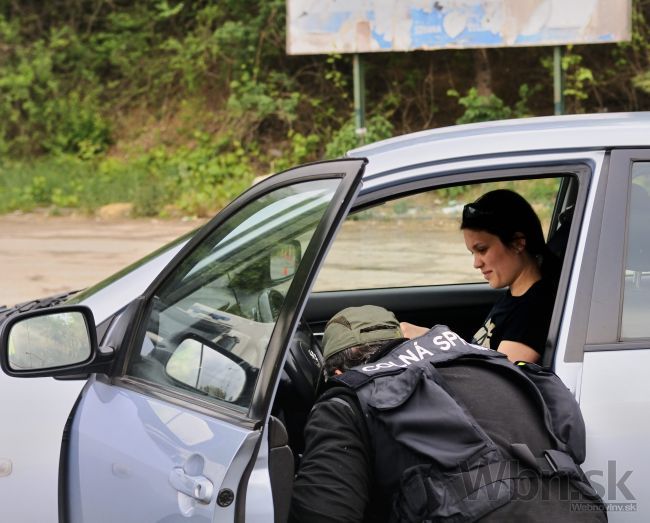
[399,322,429,340]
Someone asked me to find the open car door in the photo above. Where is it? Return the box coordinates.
[1,159,365,523]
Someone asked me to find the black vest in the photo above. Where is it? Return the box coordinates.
[333,325,601,523]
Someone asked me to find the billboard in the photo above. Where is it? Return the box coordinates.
[287,0,631,55]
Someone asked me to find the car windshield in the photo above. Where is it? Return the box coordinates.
[64,228,197,323]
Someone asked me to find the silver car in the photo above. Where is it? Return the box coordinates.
[1,112,648,521]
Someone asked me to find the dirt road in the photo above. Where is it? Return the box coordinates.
[0,213,203,307]
[0,213,478,308]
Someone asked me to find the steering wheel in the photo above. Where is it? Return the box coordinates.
[257,288,285,323]
[283,321,326,406]
[272,321,326,457]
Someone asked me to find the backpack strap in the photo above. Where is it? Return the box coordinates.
[514,361,587,462]
[510,443,583,478]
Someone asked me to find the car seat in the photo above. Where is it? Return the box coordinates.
[547,205,574,262]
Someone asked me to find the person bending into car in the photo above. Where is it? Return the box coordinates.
[289,305,605,523]
[401,189,560,364]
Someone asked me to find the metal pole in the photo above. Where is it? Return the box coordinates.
[353,53,367,145]
[553,46,564,115]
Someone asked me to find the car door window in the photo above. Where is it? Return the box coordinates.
[127,179,340,410]
[314,178,562,291]
[621,162,650,338]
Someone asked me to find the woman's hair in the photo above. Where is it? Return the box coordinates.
[461,189,560,278]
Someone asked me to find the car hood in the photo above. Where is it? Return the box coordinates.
[1,233,193,326]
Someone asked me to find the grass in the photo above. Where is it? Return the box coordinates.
[0,152,561,222]
[0,141,255,218]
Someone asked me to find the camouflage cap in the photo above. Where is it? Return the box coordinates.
[322,305,403,361]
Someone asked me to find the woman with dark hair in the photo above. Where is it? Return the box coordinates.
[401,189,560,363]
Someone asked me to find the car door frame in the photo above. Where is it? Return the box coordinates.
[62,158,367,522]
[307,155,595,363]
[576,148,650,518]
[584,148,650,349]
[107,158,365,416]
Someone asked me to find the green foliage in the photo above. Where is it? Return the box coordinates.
[325,114,394,158]
[42,92,112,156]
[447,83,539,124]
[540,47,595,113]
[0,135,254,217]
[448,87,513,124]
[227,69,301,130]
[271,130,321,172]
[0,16,111,156]
[633,71,650,94]
[168,136,254,217]
[512,84,540,118]
[2,0,650,217]
[561,51,594,106]
[629,3,650,97]
[438,185,471,200]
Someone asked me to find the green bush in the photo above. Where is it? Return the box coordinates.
[325,114,394,159]
[2,0,650,218]
[448,84,539,125]
[0,138,257,217]
[447,88,513,124]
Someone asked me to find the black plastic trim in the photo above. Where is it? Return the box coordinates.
[248,161,366,421]
[354,160,595,208]
[585,342,650,352]
[112,376,258,430]
[305,284,500,322]
[58,393,83,523]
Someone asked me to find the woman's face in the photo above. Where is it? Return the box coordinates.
[463,229,526,289]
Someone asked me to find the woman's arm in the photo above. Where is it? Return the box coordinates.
[497,340,541,363]
[399,321,429,339]
[402,319,543,363]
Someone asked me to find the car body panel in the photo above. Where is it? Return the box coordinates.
[1,377,82,522]
[581,350,650,512]
[351,112,650,177]
[67,377,254,523]
[0,238,190,523]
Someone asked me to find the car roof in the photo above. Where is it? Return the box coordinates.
[348,112,650,177]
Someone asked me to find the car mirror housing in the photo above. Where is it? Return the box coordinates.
[0,305,98,377]
[165,336,248,404]
[269,240,301,283]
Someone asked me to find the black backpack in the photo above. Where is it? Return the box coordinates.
[332,325,603,522]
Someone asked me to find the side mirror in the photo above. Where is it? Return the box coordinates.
[0,306,97,377]
[269,240,301,283]
[165,336,250,404]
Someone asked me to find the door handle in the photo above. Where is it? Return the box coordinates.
[169,467,215,504]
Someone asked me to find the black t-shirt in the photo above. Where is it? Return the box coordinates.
[472,278,556,355]
[289,363,605,523]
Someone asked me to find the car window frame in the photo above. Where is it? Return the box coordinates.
[316,158,594,366]
[317,175,566,292]
[103,159,366,427]
[586,148,650,351]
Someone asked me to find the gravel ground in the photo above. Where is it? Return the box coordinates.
[0,213,203,307]
[0,213,479,308]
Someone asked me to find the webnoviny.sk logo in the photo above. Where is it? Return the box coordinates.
[461,460,636,512]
